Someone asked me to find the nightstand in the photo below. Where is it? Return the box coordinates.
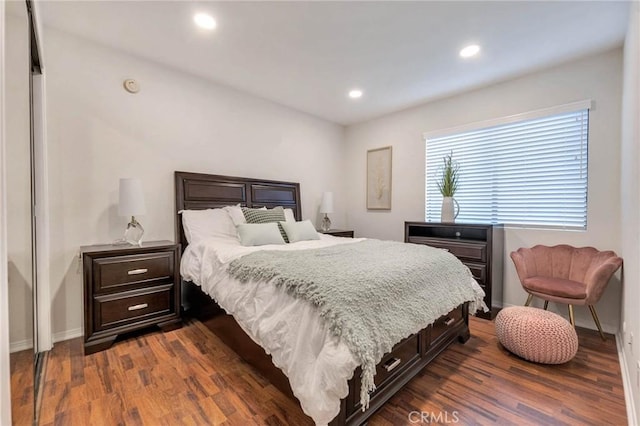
[81,240,182,354]
[319,229,355,238]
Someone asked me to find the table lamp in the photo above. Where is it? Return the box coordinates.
[118,178,146,246]
[320,191,333,232]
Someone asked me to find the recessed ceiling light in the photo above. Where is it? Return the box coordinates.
[194,13,216,30]
[459,44,480,58]
[348,89,363,99]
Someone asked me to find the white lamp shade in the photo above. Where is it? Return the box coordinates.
[320,191,334,214]
[118,178,146,217]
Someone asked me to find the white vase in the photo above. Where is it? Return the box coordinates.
[441,197,460,223]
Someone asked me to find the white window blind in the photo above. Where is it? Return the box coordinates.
[425,107,589,229]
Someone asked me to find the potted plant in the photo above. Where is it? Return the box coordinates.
[436,152,460,222]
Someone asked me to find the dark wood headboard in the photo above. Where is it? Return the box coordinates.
[174,171,302,249]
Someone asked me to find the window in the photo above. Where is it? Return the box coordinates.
[425,102,590,229]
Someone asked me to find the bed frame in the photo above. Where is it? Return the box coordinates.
[174,171,471,426]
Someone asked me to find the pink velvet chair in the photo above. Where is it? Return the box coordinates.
[510,244,622,340]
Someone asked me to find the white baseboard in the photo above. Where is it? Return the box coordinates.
[9,339,33,353]
[11,327,82,351]
[52,328,82,344]
[617,331,638,426]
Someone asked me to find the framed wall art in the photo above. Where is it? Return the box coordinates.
[366,146,392,210]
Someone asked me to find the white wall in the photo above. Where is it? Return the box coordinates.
[345,49,623,332]
[620,1,640,423]
[43,28,346,340]
[0,2,13,424]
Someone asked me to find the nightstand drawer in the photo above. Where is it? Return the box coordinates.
[93,252,174,293]
[319,229,355,238]
[328,231,354,238]
[94,285,173,330]
[430,305,464,346]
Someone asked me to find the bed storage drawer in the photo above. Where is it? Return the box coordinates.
[429,305,464,347]
[93,252,175,293]
[345,303,470,421]
[375,334,420,387]
[352,333,420,411]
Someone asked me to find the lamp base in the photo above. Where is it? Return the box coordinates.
[321,214,331,232]
[123,216,144,246]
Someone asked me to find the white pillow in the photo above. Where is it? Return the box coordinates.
[181,208,236,243]
[236,223,286,246]
[279,220,320,243]
[224,205,246,226]
[284,208,296,222]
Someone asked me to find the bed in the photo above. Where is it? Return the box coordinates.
[174,171,484,426]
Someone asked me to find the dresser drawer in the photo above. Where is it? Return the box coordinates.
[94,285,173,330]
[421,239,486,262]
[430,305,464,346]
[464,262,486,283]
[93,252,174,293]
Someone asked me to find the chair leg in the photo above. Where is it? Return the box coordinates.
[568,304,575,328]
[588,305,606,341]
[543,301,549,310]
[524,294,533,307]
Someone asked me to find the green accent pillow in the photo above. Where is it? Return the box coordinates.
[236,223,285,246]
[242,206,289,242]
[279,220,320,243]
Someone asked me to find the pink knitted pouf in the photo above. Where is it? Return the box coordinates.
[495,306,578,364]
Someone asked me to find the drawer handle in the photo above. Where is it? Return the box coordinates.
[383,357,402,372]
[444,317,455,326]
[128,303,148,311]
[127,268,148,275]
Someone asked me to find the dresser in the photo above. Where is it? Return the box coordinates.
[404,222,503,319]
[81,240,182,354]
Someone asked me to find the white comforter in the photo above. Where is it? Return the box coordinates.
[181,235,363,425]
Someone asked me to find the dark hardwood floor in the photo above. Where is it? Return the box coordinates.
[35,316,626,425]
[10,348,35,425]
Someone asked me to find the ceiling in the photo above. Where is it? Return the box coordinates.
[37,1,629,125]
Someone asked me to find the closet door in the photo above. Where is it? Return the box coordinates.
[6,0,36,424]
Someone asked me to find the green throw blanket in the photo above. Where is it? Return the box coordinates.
[228,239,486,410]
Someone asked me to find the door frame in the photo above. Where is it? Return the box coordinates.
[32,72,51,352]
